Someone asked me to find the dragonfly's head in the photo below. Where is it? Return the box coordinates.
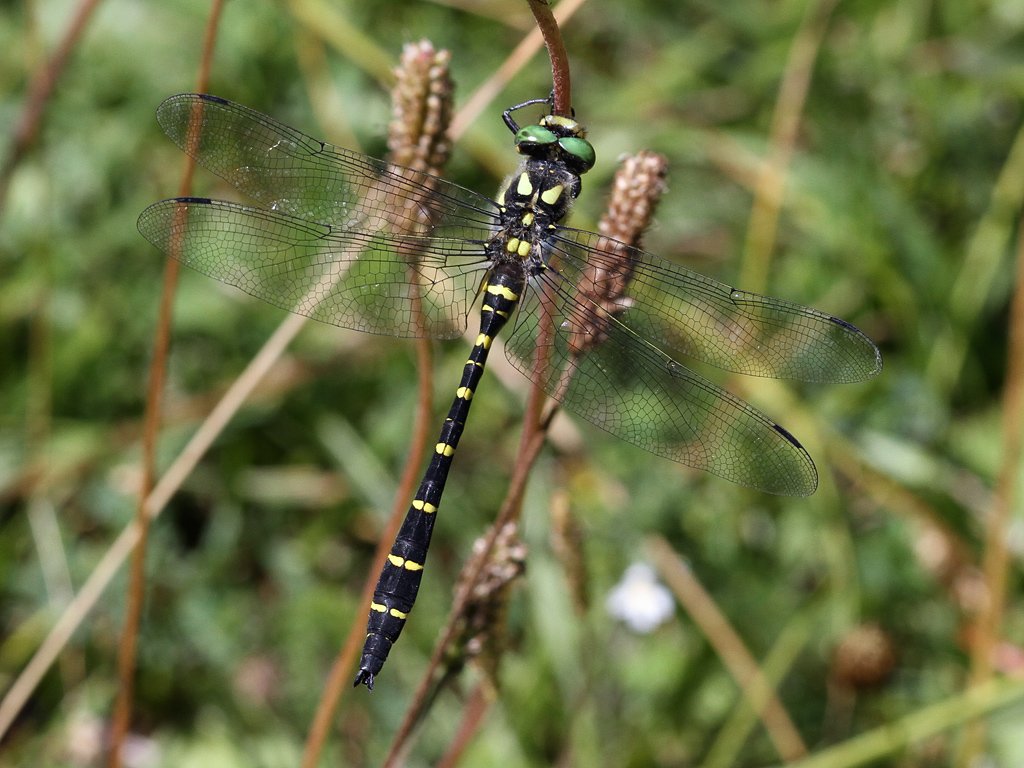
[513,114,596,176]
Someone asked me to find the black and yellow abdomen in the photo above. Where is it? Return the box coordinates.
[353,265,525,689]
[354,126,590,689]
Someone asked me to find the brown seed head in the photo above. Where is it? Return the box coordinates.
[451,522,528,686]
[383,40,454,251]
[387,40,453,175]
[567,151,668,355]
[598,150,668,248]
[831,623,897,689]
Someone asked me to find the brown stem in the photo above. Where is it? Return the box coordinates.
[106,4,226,766]
[434,681,495,768]
[449,0,587,139]
[958,209,1024,764]
[0,0,104,212]
[525,0,572,115]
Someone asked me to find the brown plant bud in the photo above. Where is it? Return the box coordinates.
[567,151,668,355]
[387,40,453,176]
[831,623,897,689]
[598,150,669,248]
[451,522,528,686]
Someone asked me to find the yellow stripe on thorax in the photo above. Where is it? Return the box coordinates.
[540,184,564,205]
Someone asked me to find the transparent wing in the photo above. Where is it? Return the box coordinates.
[549,228,882,383]
[137,198,490,338]
[141,93,506,337]
[155,93,499,233]
[504,273,818,496]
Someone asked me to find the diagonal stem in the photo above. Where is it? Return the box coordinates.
[648,536,808,762]
[0,0,104,211]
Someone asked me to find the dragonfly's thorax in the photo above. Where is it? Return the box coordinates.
[488,158,581,270]
[483,111,596,271]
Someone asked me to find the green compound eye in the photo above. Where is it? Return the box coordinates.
[558,136,596,173]
[515,125,557,150]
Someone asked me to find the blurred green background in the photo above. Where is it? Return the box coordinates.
[2,0,1024,765]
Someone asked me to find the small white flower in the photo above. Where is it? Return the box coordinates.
[605,562,674,633]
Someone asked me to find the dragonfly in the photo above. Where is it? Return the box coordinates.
[138,93,881,689]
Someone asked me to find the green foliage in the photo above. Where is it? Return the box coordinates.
[2,0,1023,765]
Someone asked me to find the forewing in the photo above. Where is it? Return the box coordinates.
[155,93,499,236]
[137,198,489,338]
[550,228,881,384]
[503,273,818,496]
